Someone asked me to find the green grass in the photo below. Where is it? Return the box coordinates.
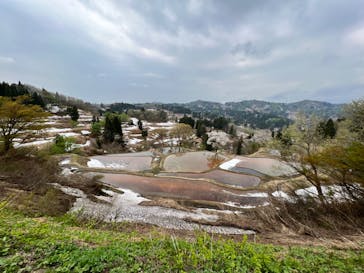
[0,209,363,273]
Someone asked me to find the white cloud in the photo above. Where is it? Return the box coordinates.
[17,0,175,64]
[346,24,364,46]
[162,7,177,22]
[187,0,204,15]
[0,56,15,63]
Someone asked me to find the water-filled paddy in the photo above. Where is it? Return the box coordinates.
[221,157,295,177]
[163,151,227,172]
[85,172,266,207]
[88,152,153,172]
[159,170,260,188]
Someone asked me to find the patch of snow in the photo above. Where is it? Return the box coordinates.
[70,186,254,235]
[195,208,238,215]
[42,127,73,133]
[43,121,57,125]
[50,183,86,198]
[61,168,72,176]
[271,190,291,200]
[239,192,269,198]
[59,132,80,137]
[59,159,71,165]
[87,159,105,168]
[219,159,241,170]
[128,138,143,145]
[49,105,61,113]
[124,126,139,131]
[295,185,355,201]
[47,115,67,120]
[70,140,91,150]
[87,159,127,169]
[130,118,138,125]
[13,139,53,148]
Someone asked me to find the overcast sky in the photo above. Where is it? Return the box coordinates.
[0,0,363,103]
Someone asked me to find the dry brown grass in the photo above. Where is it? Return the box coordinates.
[0,148,104,216]
[251,197,364,237]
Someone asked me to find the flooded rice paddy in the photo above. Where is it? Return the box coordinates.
[159,170,260,188]
[163,151,226,172]
[221,156,296,177]
[54,183,253,235]
[85,172,266,208]
[88,152,153,171]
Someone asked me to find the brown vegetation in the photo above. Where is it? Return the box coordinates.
[0,148,103,216]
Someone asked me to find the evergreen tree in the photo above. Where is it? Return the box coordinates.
[213,117,229,131]
[317,118,337,139]
[112,115,124,145]
[103,115,114,143]
[67,106,79,121]
[196,120,207,138]
[112,116,122,136]
[325,118,336,139]
[228,125,236,136]
[236,137,243,155]
[29,92,45,108]
[141,129,148,139]
[138,119,143,131]
[179,115,195,128]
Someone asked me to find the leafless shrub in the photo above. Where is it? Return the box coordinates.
[252,196,364,237]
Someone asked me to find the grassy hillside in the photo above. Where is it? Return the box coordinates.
[0,208,363,273]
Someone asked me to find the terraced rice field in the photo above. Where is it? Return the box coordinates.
[163,151,227,172]
[159,170,260,188]
[87,172,266,207]
[88,152,153,172]
[222,156,296,177]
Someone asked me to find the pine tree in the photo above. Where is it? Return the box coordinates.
[325,118,336,139]
[196,120,207,138]
[68,106,79,121]
[138,119,143,131]
[236,137,243,155]
[112,116,122,136]
[103,115,114,143]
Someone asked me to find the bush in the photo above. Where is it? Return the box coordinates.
[49,135,75,154]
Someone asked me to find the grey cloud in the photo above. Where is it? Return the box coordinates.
[0,0,363,103]
[230,42,271,58]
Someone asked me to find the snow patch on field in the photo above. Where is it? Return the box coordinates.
[128,138,143,145]
[295,185,355,201]
[42,127,73,133]
[59,132,80,137]
[87,159,105,168]
[13,139,53,148]
[271,190,291,200]
[223,201,269,209]
[65,185,254,235]
[220,159,241,170]
[51,183,86,198]
[81,130,91,135]
[87,159,127,169]
[59,159,71,165]
[239,192,269,198]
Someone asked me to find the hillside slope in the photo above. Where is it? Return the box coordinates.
[0,209,362,273]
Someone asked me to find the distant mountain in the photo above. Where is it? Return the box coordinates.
[154,99,344,129]
[1,81,345,130]
[269,84,364,104]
